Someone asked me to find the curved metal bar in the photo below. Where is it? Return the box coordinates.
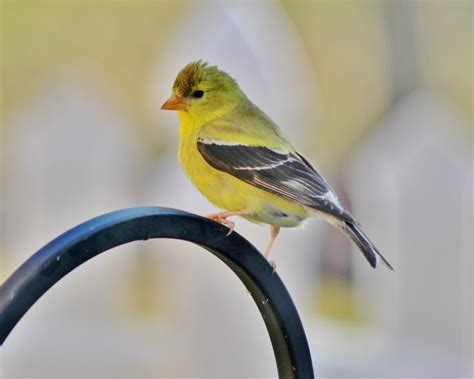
[0,207,314,378]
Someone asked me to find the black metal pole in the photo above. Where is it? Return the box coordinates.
[0,207,314,378]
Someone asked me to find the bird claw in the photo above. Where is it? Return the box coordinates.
[270,260,277,273]
[207,213,235,236]
[224,220,235,236]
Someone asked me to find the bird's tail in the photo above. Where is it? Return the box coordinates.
[342,221,393,270]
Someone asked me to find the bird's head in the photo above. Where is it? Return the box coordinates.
[161,60,246,120]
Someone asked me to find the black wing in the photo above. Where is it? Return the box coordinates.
[197,140,354,222]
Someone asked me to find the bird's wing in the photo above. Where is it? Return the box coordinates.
[197,125,354,222]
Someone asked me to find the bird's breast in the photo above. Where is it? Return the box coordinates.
[178,122,241,210]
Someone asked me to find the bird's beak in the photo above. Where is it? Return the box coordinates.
[161,94,186,111]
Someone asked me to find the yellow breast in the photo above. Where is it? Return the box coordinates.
[178,117,252,211]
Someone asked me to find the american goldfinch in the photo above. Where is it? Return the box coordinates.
[162,60,393,270]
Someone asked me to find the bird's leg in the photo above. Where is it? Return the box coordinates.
[206,210,249,236]
[263,226,280,272]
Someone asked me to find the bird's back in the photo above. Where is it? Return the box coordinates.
[199,101,292,150]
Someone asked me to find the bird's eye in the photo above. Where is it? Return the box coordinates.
[192,90,204,98]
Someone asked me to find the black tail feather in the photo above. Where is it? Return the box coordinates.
[343,221,393,270]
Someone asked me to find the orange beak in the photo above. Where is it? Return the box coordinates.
[161,94,186,111]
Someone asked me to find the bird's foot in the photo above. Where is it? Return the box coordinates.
[269,260,277,273]
[207,212,235,236]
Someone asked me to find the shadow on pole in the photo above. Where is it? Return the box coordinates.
[0,207,314,378]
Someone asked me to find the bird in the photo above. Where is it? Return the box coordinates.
[161,60,393,271]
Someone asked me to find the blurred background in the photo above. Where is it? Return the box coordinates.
[0,0,472,377]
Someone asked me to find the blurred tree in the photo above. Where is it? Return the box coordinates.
[283,0,392,167]
[1,0,182,142]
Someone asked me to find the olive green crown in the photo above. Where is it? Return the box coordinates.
[173,60,237,97]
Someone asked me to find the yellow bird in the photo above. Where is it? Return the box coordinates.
[162,60,393,270]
